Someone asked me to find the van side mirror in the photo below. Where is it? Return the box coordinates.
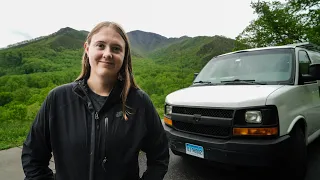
[309,63,320,80]
[194,73,199,80]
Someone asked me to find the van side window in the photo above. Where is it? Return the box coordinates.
[299,50,311,74]
[308,51,320,63]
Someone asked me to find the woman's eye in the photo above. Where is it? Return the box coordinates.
[112,46,121,52]
[97,44,105,49]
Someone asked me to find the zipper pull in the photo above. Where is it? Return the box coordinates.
[103,157,108,164]
[95,112,99,120]
[105,117,108,131]
[102,157,108,172]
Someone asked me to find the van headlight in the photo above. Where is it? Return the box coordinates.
[245,111,262,123]
[164,105,173,127]
[165,105,172,115]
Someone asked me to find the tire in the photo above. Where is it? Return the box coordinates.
[282,126,307,179]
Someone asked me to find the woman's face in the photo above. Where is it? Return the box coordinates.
[85,26,126,80]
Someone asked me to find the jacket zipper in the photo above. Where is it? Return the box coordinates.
[105,117,108,132]
[102,117,108,165]
[75,81,111,179]
[89,111,98,180]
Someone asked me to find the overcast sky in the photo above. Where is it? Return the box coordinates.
[0,0,278,48]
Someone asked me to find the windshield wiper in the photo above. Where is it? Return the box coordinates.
[193,80,212,84]
[193,81,224,86]
[220,79,266,85]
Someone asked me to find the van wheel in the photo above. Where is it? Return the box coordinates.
[283,126,307,179]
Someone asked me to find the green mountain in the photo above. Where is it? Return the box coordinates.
[150,35,237,71]
[0,28,190,76]
[0,27,237,150]
[5,27,87,50]
[127,30,190,56]
[0,27,237,76]
[0,27,87,76]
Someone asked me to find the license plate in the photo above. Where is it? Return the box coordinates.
[185,143,204,158]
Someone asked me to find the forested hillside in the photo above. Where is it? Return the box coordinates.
[150,35,237,70]
[127,30,190,56]
[0,26,236,150]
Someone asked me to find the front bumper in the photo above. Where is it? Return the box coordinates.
[164,125,290,167]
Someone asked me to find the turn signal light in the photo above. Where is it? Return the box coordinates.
[233,127,278,136]
[164,116,173,126]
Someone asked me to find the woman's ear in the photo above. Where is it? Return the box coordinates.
[84,42,89,54]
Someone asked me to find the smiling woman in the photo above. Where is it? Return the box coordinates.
[21,21,169,180]
[85,26,126,87]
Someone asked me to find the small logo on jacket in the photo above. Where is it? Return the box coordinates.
[116,111,123,118]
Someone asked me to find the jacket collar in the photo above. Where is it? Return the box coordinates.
[73,78,124,112]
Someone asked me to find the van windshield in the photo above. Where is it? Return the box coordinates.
[193,48,295,85]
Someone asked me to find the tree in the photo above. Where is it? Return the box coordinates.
[288,0,320,44]
[235,0,320,48]
[0,92,12,106]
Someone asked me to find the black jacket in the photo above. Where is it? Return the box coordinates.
[21,79,169,180]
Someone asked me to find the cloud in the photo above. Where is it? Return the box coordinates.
[0,29,33,48]
[11,30,33,40]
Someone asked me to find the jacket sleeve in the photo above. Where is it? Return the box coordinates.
[140,93,170,180]
[21,92,54,180]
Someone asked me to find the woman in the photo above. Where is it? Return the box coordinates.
[21,21,170,180]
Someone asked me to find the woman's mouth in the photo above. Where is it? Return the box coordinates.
[100,61,114,65]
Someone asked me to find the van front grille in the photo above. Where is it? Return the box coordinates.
[172,106,234,118]
[172,121,231,138]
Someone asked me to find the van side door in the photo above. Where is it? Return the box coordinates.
[298,50,320,138]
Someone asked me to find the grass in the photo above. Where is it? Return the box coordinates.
[0,121,31,150]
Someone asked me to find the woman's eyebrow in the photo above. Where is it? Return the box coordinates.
[95,40,106,44]
[94,40,123,47]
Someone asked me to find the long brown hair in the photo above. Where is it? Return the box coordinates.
[76,21,139,120]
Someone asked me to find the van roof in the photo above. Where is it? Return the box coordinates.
[217,42,320,57]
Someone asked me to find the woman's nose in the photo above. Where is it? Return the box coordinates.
[103,47,112,59]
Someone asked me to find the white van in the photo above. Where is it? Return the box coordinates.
[163,42,320,179]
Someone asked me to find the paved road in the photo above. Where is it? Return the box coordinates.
[139,137,320,180]
[1,138,319,180]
